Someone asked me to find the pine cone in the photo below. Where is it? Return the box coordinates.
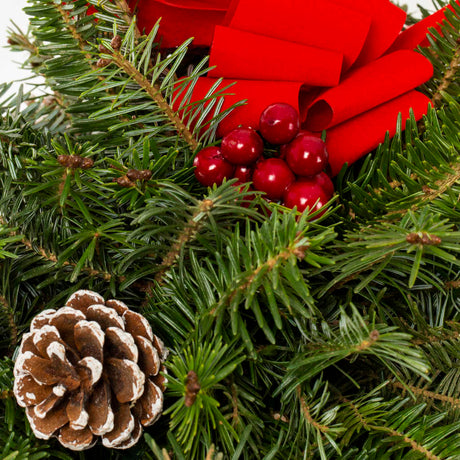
[13,290,167,451]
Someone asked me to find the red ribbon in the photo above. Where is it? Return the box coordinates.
[131,0,457,174]
[129,0,232,48]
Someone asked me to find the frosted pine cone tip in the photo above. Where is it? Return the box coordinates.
[13,290,167,451]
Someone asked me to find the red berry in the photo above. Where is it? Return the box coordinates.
[221,128,264,165]
[233,165,253,184]
[283,179,329,215]
[279,130,320,160]
[252,158,295,201]
[284,134,328,177]
[313,171,334,198]
[193,146,234,187]
[259,103,300,145]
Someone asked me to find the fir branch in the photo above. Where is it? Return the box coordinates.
[213,233,309,314]
[380,161,460,218]
[297,386,330,434]
[374,427,441,460]
[110,50,199,150]
[420,163,460,203]
[389,381,460,409]
[165,338,244,456]
[340,396,370,430]
[1,220,115,282]
[155,198,214,284]
[55,3,95,66]
[7,23,39,57]
[411,325,460,345]
[281,307,430,398]
[431,41,460,107]
[340,396,447,460]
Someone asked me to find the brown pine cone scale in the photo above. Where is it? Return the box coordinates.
[13,290,167,451]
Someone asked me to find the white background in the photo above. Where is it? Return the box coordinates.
[0,0,440,94]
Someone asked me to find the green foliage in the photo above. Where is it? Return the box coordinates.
[1,0,460,458]
[166,338,245,456]
[281,305,430,398]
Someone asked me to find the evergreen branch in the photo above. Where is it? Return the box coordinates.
[374,159,460,218]
[212,232,309,315]
[1,220,115,282]
[431,37,460,107]
[390,381,460,409]
[281,306,430,398]
[55,3,95,66]
[165,338,244,456]
[297,386,330,434]
[281,379,344,458]
[418,163,460,204]
[7,22,39,57]
[339,396,453,460]
[321,209,460,294]
[411,324,460,346]
[155,198,214,284]
[369,426,441,460]
[110,50,199,150]
[340,396,370,430]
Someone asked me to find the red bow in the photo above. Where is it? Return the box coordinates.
[133,0,457,174]
[129,0,232,48]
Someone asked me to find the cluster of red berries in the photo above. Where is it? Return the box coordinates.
[193,103,334,215]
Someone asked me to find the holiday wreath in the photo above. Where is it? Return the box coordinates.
[1,0,460,458]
